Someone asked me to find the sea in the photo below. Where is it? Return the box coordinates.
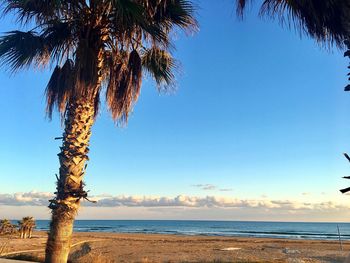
[34,220,350,241]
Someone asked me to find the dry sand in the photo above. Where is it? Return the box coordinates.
[1,231,350,262]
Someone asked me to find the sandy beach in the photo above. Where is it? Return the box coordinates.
[0,231,350,262]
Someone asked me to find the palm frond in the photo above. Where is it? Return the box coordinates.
[110,0,145,27]
[236,0,250,17]
[106,50,142,123]
[0,0,196,122]
[0,31,49,71]
[2,0,62,24]
[2,0,87,24]
[151,0,198,33]
[142,47,176,90]
[236,0,350,47]
[0,25,75,72]
[109,0,170,46]
[41,21,76,61]
[129,49,142,89]
[45,59,75,118]
[260,0,350,47]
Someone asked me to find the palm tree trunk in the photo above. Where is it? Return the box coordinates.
[29,228,32,238]
[45,98,95,263]
[23,227,27,239]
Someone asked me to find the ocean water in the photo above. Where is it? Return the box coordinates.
[34,220,350,240]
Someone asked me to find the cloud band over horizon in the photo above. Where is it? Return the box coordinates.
[0,191,347,211]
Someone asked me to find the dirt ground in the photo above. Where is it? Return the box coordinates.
[1,231,350,262]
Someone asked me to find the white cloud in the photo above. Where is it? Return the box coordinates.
[0,191,52,206]
[192,184,217,190]
[0,191,348,213]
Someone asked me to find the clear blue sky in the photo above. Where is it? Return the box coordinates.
[1,1,350,220]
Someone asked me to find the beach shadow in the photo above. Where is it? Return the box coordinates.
[68,242,92,262]
[4,253,43,262]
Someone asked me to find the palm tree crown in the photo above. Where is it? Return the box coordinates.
[0,0,197,122]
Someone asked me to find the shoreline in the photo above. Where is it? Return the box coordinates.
[1,231,350,262]
[33,229,350,242]
[31,220,350,243]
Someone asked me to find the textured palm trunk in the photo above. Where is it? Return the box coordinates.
[45,98,95,263]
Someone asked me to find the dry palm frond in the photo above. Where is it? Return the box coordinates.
[106,50,142,123]
[45,59,75,118]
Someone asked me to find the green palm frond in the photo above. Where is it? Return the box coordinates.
[2,0,63,24]
[41,21,76,61]
[0,25,75,72]
[110,0,169,46]
[236,0,350,47]
[110,0,145,27]
[0,31,49,71]
[142,47,177,89]
[2,0,88,24]
[152,0,198,32]
[260,0,349,46]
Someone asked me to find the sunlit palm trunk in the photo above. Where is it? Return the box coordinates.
[45,98,95,263]
[28,227,33,238]
[23,227,27,239]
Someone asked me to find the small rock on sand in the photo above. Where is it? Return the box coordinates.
[283,248,301,254]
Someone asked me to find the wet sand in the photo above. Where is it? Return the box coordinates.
[1,231,350,262]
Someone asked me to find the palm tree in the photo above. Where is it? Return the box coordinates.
[18,217,35,239]
[0,1,196,262]
[24,217,36,239]
[18,219,27,239]
[0,219,15,235]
